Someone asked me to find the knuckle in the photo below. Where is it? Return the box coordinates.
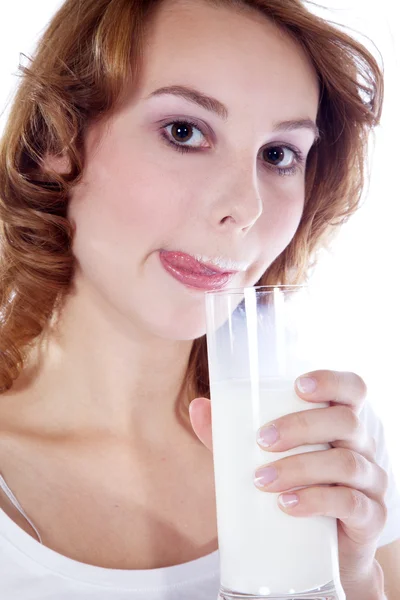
[379,500,389,529]
[313,485,330,510]
[341,405,362,435]
[350,410,361,433]
[371,497,389,536]
[358,375,368,401]
[351,372,368,403]
[347,488,367,519]
[303,485,329,513]
[377,465,389,494]
[291,452,309,478]
[341,372,368,404]
[337,447,367,481]
[291,409,311,433]
[333,370,341,400]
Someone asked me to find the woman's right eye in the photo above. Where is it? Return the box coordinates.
[161,120,209,152]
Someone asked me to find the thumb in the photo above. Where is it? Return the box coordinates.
[189,397,213,452]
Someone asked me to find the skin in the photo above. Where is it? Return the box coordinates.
[0,0,396,594]
[8,0,319,441]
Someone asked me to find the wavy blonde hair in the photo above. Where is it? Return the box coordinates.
[0,0,383,418]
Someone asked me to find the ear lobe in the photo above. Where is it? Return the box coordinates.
[41,152,71,175]
[189,397,213,452]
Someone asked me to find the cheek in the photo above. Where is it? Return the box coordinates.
[275,196,303,239]
[259,185,304,263]
[70,148,185,247]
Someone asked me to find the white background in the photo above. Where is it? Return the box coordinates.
[0,2,399,484]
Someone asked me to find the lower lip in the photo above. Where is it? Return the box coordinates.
[159,251,235,291]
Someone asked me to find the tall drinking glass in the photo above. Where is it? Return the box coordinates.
[205,285,345,600]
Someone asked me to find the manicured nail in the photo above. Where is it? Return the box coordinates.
[257,424,279,448]
[254,466,278,488]
[296,376,317,394]
[279,493,299,508]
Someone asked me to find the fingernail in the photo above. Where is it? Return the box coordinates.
[279,493,299,508]
[257,424,279,448]
[254,466,278,488]
[296,376,317,394]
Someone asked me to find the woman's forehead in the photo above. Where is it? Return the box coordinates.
[138,0,319,120]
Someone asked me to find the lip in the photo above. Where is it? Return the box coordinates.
[160,250,238,275]
[159,250,236,291]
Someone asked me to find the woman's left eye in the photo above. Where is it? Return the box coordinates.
[261,145,305,176]
[262,146,295,169]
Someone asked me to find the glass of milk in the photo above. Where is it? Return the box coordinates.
[205,285,345,600]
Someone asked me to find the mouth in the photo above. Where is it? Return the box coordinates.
[159,250,239,291]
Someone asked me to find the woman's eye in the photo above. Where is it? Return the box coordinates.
[163,121,208,149]
[261,145,305,176]
[262,146,296,168]
[160,121,304,175]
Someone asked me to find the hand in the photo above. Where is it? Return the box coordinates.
[189,370,388,598]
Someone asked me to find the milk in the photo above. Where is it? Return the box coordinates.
[210,377,345,598]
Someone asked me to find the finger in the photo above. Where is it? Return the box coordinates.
[254,448,389,502]
[257,405,376,462]
[189,397,213,451]
[295,370,367,414]
[277,485,387,545]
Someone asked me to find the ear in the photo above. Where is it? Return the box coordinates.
[189,397,213,452]
[41,151,71,175]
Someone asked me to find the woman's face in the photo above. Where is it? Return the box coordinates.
[67,0,320,341]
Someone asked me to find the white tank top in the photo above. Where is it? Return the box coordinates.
[0,400,399,599]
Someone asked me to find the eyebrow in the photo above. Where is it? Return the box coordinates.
[147,85,320,141]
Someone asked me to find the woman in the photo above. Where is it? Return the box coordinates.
[0,0,399,598]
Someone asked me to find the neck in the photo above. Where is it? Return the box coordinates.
[9,274,195,443]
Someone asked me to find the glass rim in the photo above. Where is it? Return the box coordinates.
[204,284,307,296]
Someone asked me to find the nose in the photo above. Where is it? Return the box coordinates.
[210,162,263,233]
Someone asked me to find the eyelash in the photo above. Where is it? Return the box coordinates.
[159,119,306,177]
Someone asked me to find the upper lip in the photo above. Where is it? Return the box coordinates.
[193,256,239,274]
[165,250,249,274]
